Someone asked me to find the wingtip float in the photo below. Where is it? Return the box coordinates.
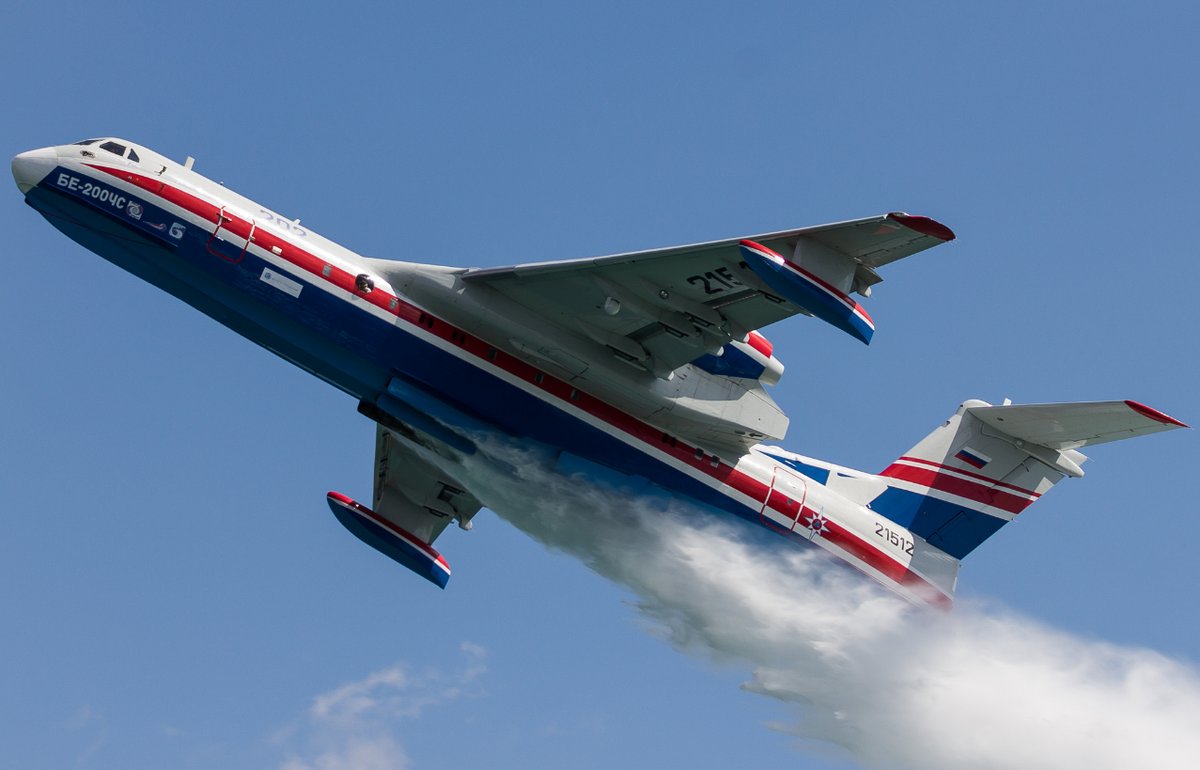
[327,492,452,589]
[738,239,877,345]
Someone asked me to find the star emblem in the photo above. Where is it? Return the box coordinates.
[803,511,829,537]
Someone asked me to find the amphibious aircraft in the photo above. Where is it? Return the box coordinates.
[12,138,1186,607]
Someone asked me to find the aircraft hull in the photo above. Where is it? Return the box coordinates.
[17,159,955,607]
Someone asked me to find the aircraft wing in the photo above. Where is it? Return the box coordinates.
[370,423,481,541]
[461,213,953,373]
[327,423,481,588]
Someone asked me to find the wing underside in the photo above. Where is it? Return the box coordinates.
[371,423,481,544]
[368,212,953,452]
[461,212,954,376]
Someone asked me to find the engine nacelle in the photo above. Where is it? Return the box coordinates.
[691,330,785,386]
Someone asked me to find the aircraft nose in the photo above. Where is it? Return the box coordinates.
[12,146,58,194]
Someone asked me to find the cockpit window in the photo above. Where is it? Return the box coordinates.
[127,148,140,162]
[73,139,101,145]
[99,141,128,156]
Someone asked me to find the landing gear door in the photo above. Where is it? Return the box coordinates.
[760,466,807,533]
[208,206,256,263]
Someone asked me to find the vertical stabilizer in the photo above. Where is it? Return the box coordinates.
[868,399,1185,559]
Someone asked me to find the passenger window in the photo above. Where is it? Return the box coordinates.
[99,141,127,156]
[127,149,140,162]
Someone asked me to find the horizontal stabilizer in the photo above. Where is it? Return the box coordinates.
[327,492,452,588]
[967,400,1187,450]
[871,398,1186,559]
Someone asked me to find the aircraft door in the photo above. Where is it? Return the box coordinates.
[760,466,807,533]
[208,206,256,264]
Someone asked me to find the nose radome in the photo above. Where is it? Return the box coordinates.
[12,146,58,194]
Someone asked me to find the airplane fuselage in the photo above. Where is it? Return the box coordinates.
[13,139,960,605]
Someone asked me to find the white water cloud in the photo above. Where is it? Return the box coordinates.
[441,434,1200,770]
[277,642,487,770]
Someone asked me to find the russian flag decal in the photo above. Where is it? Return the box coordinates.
[954,447,991,469]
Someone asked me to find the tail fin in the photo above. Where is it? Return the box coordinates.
[869,399,1186,559]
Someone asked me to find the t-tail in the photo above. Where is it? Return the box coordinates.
[869,399,1187,560]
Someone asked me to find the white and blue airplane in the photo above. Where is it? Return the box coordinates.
[13,138,1186,607]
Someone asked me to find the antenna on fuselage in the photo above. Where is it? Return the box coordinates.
[184,156,195,171]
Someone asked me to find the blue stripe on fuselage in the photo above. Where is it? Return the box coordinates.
[25,181,390,398]
[869,487,1006,559]
[23,176,770,533]
[755,452,831,485]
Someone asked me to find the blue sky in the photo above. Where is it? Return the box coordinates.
[3,2,1198,768]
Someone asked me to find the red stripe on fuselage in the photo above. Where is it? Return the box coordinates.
[86,164,947,604]
[879,462,1037,515]
[892,456,1041,498]
[819,519,952,609]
